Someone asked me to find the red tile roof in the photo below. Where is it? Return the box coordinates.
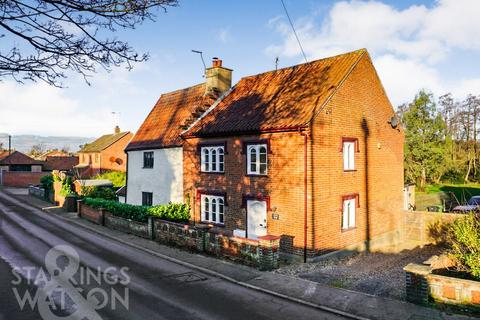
[0,151,44,165]
[125,83,217,151]
[80,131,131,153]
[43,156,79,171]
[184,49,366,137]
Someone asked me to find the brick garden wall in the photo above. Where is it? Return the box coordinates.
[1,171,49,187]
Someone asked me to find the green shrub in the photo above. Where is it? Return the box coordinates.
[93,171,126,188]
[81,186,116,201]
[59,177,75,197]
[448,213,480,279]
[40,175,54,198]
[83,198,190,223]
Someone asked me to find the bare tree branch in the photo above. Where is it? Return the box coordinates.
[0,0,178,86]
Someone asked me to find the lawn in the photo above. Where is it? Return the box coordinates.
[416,183,480,211]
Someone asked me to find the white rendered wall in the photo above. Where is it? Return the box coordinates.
[126,148,183,205]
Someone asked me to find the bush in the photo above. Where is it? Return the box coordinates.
[81,186,116,201]
[40,175,54,198]
[83,198,190,223]
[93,171,126,188]
[448,213,480,279]
[59,177,75,197]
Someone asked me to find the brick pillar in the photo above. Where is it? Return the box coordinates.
[77,199,83,217]
[99,208,105,226]
[403,263,432,305]
[258,235,281,271]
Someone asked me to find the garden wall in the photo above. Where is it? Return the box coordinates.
[77,200,280,270]
[404,263,480,308]
[1,171,48,187]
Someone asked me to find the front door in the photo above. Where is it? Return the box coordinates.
[247,200,267,240]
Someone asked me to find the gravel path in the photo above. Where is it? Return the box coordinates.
[275,245,444,300]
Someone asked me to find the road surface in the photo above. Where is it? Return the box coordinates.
[0,189,348,320]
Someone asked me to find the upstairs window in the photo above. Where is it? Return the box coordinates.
[201,146,224,173]
[201,194,225,224]
[247,144,267,175]
[342,138,358,171]
[143,152,154,168]
[142,192,153,206]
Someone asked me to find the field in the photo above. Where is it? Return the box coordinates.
[416,183,480,211]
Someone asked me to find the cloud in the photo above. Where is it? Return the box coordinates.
[266,0,480,105]
[217,27,231,43]
[0,81,112,136]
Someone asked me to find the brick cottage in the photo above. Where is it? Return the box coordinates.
[127,49,404,259]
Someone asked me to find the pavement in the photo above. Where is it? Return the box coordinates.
[3,187,475,320]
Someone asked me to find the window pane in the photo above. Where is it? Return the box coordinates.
[349,144,355,170]
[349,200,356,228]
[250,148,257,173]
[342,200,349,229]
[219,199,224,223]
[204,149,209,171]
[211,149,217,171]
[211,198,217,222]
[218,148,224,172]
[204,197,209,221]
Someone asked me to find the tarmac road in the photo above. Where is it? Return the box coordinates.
[0,189,348,320]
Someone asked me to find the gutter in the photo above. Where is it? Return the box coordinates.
[300,130,310,263]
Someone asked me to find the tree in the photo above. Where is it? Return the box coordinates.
[0,0,178,86]
[29,143,46,158]
[401,90,447,189]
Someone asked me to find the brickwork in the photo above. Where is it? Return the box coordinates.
[1,171,48,187]
[100,133,132,172]
[104,212,150,238]
[183,54,404,257]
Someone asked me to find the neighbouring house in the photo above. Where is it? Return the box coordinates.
[124,57,232,206]
[76,127,133,177]
[43,156,79,172]
[36,149,72,161]
[181,49,404,258]
[0,151,48,187]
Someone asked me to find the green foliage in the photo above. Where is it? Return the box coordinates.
[83,198,190,223]
[401,90,448,189]
[40,174,53,191]
[93,171,126,188]
[447,213,480,279]
[59,176,74,196]
[81,186,116,201]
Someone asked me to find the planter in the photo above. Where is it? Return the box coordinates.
[77,201,104,225]
[104,212,149,239]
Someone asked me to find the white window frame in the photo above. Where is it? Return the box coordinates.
[200,146,224,173]
[342,198,356,230]
[201,194,225,225]
[343,141,355,171]
[247,144,268,175]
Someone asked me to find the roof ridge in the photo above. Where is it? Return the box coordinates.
[158,82,205,97]
[241,48,367,80]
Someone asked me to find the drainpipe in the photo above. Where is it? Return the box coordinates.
[300,130,309,263]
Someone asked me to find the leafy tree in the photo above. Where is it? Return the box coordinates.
[0,0,178,86]
[401,90,447,189]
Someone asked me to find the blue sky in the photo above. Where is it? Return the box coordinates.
[1,0,480,137]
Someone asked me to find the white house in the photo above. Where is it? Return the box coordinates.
[124,58,232,206]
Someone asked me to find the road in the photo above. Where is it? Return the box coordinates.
[0,189,348,320]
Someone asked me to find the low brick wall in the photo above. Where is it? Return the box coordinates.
[104,212,150,239]
[76,201,280,270]
[77,200,104,225]
[1,171,48,187]
[28,185,45,199]
[405,263,480,309]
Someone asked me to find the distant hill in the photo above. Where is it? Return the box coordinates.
[0,134,95,153]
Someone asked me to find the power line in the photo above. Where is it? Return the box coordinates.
[280,0,308,63]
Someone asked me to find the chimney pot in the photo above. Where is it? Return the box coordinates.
[114,126,121,134]
[212,57,222,68]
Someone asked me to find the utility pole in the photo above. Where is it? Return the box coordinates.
[8,135,11,154]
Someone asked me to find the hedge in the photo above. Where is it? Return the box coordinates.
[83,198,190,223]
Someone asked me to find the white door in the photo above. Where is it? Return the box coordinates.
[247,200,267,240]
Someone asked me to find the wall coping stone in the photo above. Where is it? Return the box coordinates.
[404,263,433,275]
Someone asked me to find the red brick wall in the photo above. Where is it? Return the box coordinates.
[1,171,49,187]
[310,53,404,254]
[183,53,404,257]
[100,133,132,172]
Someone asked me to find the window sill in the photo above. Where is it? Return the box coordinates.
[142,167,154,169]
[200,221,225,227]
[200,171,225,175]
[341,227,357,233]
[246,174,268,177]
[343,169,357,172]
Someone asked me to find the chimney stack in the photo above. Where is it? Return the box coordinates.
[114,126,121,134]
[205,57,232,96]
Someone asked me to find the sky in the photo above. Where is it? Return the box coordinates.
[1,0,480,138]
